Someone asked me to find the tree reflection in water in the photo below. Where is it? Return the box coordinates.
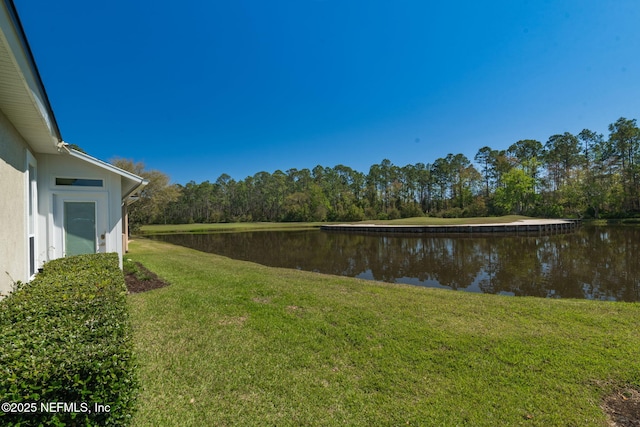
[152,226,640,301]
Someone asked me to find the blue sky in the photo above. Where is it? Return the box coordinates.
[16,0,640,184]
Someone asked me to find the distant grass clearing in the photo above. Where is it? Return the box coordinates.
[139,215,533,234]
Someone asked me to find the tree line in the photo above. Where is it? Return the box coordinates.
[116,116,640,228]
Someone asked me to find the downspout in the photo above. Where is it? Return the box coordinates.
[121,179,148,252]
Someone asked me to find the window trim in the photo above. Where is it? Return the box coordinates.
[26,151,37,279]
[54,177,104,188]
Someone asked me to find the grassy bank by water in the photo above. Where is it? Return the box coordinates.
[127,238,639,426]
[139,221,325,234]
[139,215,532,234]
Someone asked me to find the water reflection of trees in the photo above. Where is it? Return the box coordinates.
[153,226,639,301]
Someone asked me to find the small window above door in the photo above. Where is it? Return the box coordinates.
[56,178,104,187]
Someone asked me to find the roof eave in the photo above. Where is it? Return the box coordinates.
[0,0,62,151]
[66,148,148,201]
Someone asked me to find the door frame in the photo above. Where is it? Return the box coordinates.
[53,192,108,257]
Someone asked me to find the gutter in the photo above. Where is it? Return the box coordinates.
[123,180,148,205]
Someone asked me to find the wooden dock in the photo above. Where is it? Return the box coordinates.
[320,219,581,235]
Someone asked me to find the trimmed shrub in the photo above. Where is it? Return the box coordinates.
[0,253,138,426]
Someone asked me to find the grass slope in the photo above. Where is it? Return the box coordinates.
[127,238,639,426]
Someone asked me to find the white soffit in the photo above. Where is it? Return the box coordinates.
[0,1,60,153]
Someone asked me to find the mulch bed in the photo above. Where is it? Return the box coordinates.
[124,262,170,293]
[603,387,640,427]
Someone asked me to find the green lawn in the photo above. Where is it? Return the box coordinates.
[139,215,533,234]
[127,238,639,426]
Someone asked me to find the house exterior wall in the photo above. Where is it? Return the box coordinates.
[1,2,136,298]
[36,153,124,267]
[0,108,28,296]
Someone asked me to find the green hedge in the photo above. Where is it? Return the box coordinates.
[0,253,138,426]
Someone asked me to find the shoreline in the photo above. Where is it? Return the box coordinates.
[321,218,582,234]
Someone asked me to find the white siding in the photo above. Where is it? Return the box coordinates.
[37,153,124,267]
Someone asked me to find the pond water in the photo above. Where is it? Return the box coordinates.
[150,226,640,301]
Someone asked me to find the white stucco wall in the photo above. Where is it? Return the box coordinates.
[0,109,28,296]
[36,153,124,267]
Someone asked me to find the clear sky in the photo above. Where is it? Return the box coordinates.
[16,0,640,185]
